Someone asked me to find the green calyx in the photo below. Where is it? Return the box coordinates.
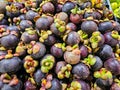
[111,31,120,40]
[71,6,84,15]
[54,19,66,32]
[66,44,79,52]
[86,16,94,21]
[77,30,88,42]
[6,4,18,13]
[25,28,37,35]
[58,64,72,79]
[54,43,66,51]
[41,56,55,73]
[24,56,38,74]
[5,50,13,59]
[83,54,96,66]
[67,81,81,90]
[94,68,112,80]
[39,30,52,42]
[15,42,26,55]
[27,42,40,54]
[114,79,120,85]
[90,31,102,49]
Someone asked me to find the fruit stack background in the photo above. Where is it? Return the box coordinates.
[0,0,120,90]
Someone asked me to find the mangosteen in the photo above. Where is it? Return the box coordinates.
[55,61,72,79]
[40,54,55,73]
[62,1,75,14]
[81,18,98,35]
[72,63,90,79]
[104,58,120,75]
[64,45,81,65]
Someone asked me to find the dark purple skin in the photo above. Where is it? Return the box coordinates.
[24,80,37,90]
[78,80,90,90]
[97,44,114,60]
[0,50,7,56]
[35,17,50,30]
[96,78,113,87]
[50,45,63,58]
[70,13,83,24]
[66,22,77,31]
[45,15,54,25]
[7,25,19,32]
[19,20,33,32]
[19,14,26,20]
[0,81,3,89]
[7,26,20,37]
[110,83,120,90]
[0,19,9,25]
[72,63,90,79]
[66,31,80,45]
[1,81,23,90]
[55,61,66,74]
[113,21,120,31]
[80,45,88,59]
[42,2,55,14]
[33,70,45,85]
[84,11,102,20]
[13,2,24,10]
[50,23,63,36]
[104,58,120,75]
[6,10,20,19]
[56,4,63,13]
[48,78,62,90]
[104,32,119,47]
[62,1,75,14]
[44,35,56,46]
[0,34,19,49]
[21,32,38,44]
[0,57,22,73]
[55,12,68,23]
[80,1,92,9]
[92,56,103,71]
[31,42,46,59]
[98,21,114,33]
[26,10,39,21]
[6,3,24,18]
[81,20,98,35]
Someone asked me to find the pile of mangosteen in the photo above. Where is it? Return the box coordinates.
[0,0,120,90]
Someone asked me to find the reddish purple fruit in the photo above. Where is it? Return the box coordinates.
[98,21,113,33]
[81,20,98,35]
[104,58,120,75]
[42,2,55,14]
[104,31,119,47]
[72,63,90,79]
[35,17,50,30]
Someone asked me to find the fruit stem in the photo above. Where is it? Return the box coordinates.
[24,56,38,74]
[94,68,112,80]
[111,31,120,40]
[58,64,72,79]
[67,81,81,90]
[5,50,13,59]
[90,31,102,49]
[83,54,96,66]
[41,56,55,73]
